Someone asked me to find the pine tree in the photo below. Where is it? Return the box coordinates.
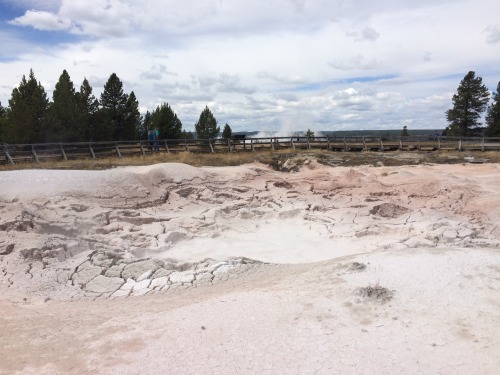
[76,78,100,141]
[305,129,314,139]
[222,123,232,139]
[445,71,490,136]
[180,130,195,139]
[6,69,49,143]
[46,70,81,142]
[195,106,219,139]
[138,110,152,139]
[100,73,128,140]
[151,103,182,139]
[0,101,6,142]
[486,81,500,136]
[123,91,141,140]
[401,125,409,137]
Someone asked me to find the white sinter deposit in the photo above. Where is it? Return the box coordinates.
[0,159,499,374]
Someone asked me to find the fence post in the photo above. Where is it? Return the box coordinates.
[399,139,402,150]
[208,139,214,153]
[417,137,421,151]
[291,138,295,150]
[164,140,170,153]
[32,145,40,163]
[140,140,145,156]
[185,139,189,152]
[89,142,96,159]
[437,137,441,150]
[379,137,384,151]
[326,135,330,151]
[115,142,122,157]
[458,138,462,151]
[481,137,485,152]
[363,137,367,151]
[343,137,348,151]
[251,139,255,152]
[227,138,231,152]
[270,138,275,150]
[60,143,68,161]
[4,148,14,165]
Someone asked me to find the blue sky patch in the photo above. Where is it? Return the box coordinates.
[293,75,398,92]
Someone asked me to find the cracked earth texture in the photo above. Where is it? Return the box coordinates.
[0,159,499,374]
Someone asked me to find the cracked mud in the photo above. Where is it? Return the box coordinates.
[0,159,499,374]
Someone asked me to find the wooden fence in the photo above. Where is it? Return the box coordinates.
[1,136,500,165]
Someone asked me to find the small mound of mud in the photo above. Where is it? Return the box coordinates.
[273,181,294,189]
[370,203,409,218]
[175,187,199,198]
[356,285,393,302]
[0,243,15,255]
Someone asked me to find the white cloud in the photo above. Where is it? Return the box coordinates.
[1,0,499,132]
[60,0,134,37]
[346,26,380,42]
[257,72,307,85]
[329,54,381,71]
[484,25,500,45]
[140,64,176,81]
[9,10,70,31]
[361,26,380,42]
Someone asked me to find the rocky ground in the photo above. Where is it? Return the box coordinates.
[0,154,499,374]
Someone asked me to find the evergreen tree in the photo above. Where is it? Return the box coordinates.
[138,110,152,139]
[6,69,49,143]
[123,91,141,140]
[222,123,232,139]
[305,128,314,139]
[0,101,6,142]
[445,71,490,136]
[486,81,500,136]
[76,78,100,141]
[401,125,409,137]
[151,103,182,139]
[46,70,81,142]
[100,73,128,140]
[180,130,195,139]
[195,106,219,139]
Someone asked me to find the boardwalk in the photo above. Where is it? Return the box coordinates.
[1,135,500,165]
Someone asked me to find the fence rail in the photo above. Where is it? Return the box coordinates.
[1,135,500,165]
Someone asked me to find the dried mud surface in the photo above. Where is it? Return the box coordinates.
[0,156,499,374]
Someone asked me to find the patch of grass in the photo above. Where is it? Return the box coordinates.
[356,285,393,302]
[1,149,499,171]
[349,262,367,271]
[0,151,277,171]
[355,264,393,303]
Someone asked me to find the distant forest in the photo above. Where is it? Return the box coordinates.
[0,69,499,144]
[0,69,200,144]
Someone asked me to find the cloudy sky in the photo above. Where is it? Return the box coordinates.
[0,0,499,133]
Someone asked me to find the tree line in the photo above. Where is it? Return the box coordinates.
[1,69,499,144]
[0,69,232,144]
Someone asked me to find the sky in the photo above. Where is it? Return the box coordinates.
[0,0,499,133]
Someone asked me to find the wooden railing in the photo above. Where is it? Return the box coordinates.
[1,136,500,165]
